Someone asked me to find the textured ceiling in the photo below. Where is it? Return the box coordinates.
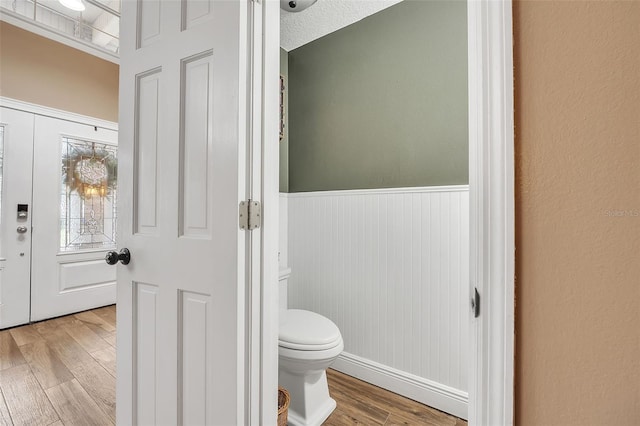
[280,0,404,52]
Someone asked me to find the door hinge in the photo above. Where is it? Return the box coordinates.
[239,200,261,230]
[471,287,480,318]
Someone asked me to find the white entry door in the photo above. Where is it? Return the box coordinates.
[0,107,34,329]
[116,1,249,424]
[30,115,118,321]
[0,106,118,328]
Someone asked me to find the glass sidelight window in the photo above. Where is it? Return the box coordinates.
[60,137,117,252]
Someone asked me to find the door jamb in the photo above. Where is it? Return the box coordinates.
[467,0,515,424]
[255,0,280,424]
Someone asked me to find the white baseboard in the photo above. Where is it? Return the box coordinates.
[332,352,468,420]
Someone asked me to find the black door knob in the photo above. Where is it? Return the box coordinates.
[105,248,131,265]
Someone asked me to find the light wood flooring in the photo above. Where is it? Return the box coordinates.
[1,306,465,425]
[324,370,466,426]
[0,306,116,426]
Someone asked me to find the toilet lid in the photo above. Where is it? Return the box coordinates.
[279,310,342,350]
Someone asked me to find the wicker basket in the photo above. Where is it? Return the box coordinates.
[277,387,290,426]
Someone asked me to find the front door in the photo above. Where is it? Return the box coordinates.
[30,115,118,321]
[0,107,118,328]
[116,1,249,424]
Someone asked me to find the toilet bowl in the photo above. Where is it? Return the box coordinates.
[279,309,343,426]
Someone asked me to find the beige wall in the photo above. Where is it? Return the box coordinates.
[514,1,640,425]
[0,22,119,122]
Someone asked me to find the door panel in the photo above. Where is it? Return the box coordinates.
[179,50,214,239]
[133,281,159,425]
[117,0,247,424]
[0,107,34,329]
[30,115,118,321]
[133,69,161,237]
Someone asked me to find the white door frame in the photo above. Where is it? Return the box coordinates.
[260,0,515,424]
[467,0,515,424]
[256,0,280,423]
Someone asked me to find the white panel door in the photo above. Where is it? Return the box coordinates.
[0,107,34,329]
[117,1,248,424]
[30,115,118,321]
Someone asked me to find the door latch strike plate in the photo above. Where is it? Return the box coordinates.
[239,200,261,230]
[471,287,480,318]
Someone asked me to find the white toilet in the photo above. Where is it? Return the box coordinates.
[278,269,344,426]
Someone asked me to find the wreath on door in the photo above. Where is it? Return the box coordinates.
[62,143,117,199]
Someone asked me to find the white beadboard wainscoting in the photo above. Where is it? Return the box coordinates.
[285,186,469,419]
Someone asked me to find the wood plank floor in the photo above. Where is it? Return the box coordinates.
[1,306,466,425]
[0,306,116,426]
[324,369,466,426]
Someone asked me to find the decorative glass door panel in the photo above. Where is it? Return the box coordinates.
[60,137,117,252]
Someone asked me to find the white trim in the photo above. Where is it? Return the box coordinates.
[467,0,515,425]
[246,0,264,422]
[258,0,280,424]
[0,11,119,64]
[286,184,469,198]
[0,97,118,131]
[333,352,468,420]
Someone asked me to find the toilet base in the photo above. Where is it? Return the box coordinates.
[288,397,336,426]
[279,369,337,426]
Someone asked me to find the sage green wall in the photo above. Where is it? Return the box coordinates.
[288,0,468,192]
[280,48,289,192]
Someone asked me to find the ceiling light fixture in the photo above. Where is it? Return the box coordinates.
[58,0,85,12]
